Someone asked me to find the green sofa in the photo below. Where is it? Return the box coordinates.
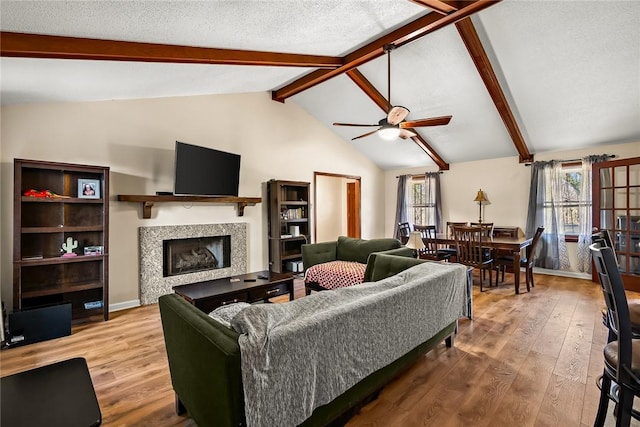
[159,254,461,427]
[301,236,413,294]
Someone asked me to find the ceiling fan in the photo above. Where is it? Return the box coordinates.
[333,44,452,141]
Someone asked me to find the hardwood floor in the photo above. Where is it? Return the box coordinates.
[1,272,638,426]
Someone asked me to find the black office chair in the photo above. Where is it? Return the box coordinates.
[591,242,640,427]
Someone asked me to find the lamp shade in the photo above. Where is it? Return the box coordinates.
[474,189,489,203]
[405,231,425,250]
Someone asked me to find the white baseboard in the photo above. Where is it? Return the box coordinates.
[109,300,141,312]
[533,268,591,280]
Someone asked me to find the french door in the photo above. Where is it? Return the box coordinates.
[593,157,640,291]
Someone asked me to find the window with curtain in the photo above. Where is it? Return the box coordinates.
[549,164,583,236]
[408,173,443,231]
[527,155,610,272]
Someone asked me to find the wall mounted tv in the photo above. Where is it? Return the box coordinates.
[174,141,241,197]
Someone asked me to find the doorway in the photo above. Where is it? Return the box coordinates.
[592,157,640,291]
[314,172,361,243]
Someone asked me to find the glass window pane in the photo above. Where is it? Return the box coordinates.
[630,256,639,276]
[601,210,613,230]
[615,166,627,187]
[600,167,613,188]
[615,211,629,231]
[630,187,640,210]
[601,188,613,208]
[616,189,628,208]
[630,164,640,186]
[618,254,627,273]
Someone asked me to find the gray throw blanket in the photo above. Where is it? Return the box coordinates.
[231,261,468,427]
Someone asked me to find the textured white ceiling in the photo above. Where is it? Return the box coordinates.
[1,0,639,169]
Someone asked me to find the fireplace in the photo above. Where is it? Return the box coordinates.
[139,223,247,305]
[163,236,231,277]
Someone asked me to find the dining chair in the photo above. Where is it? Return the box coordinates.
[397,222,411,245]
[470,222,494,238]
[593,230,640,343]
[453,225,493,291]
[493,226,543,293]
[438,221,467,261]
[590,242,640,427]
[471,222,494,279]
[413,225,450,261]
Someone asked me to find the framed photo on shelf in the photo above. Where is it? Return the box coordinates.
[78,179,100,199]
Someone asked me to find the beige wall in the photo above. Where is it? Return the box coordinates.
[315,175,344,243]
[385,141,640,273]
[0,92,385,310]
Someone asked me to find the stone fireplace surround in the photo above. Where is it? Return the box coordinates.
[139,223,247,305]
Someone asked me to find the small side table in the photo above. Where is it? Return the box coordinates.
[1,357,102,427]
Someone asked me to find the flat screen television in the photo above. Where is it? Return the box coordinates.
[174,141,241,197]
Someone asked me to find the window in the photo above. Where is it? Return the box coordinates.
[542,164,584,235]
[409,176,436,226]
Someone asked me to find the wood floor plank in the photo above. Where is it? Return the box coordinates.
[490,351,557,427]
[535,373,585,427]
[2,275,639,426]
[553,299,596,384]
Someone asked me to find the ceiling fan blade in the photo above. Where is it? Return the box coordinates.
[387,106,410,125]
[351,128,381,141]
[333,122,379,127]
[400,115,452,128]
[398,128,417,139]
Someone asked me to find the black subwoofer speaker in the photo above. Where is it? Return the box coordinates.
[8,303,71,347]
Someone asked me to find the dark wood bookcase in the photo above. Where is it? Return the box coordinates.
[267,180,310,274]
[13,159,109,323]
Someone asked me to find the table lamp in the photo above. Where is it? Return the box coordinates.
[473,189,490,223]
[405,231,425,258]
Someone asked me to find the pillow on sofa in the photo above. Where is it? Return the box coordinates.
[336,236,402,265]
[209,302,251,328]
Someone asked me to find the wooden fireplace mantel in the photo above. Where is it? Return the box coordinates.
[116,195,262,218]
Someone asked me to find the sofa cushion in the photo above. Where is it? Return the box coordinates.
[336,236,402,264]
[304,260,366,290]
[365,253,428,283]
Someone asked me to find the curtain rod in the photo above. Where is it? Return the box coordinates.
[525,154,615,166]
[396,171,443,178]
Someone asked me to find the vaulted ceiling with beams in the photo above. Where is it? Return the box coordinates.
[1,1,638,170]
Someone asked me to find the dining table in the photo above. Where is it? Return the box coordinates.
[435,233,534,294]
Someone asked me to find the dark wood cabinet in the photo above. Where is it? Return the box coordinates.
[267,180,310,273]
[13,159,109,323]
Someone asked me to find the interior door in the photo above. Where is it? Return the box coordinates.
[593,157,640,291]
[347,181,361,238]
[313,172,362,242]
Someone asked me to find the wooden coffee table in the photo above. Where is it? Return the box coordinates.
[173,270,295,313]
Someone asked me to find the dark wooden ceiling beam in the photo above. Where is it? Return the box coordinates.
[0,31,343,68]
[345,69,392,112]
[455,18,533,163]
[272,0,501,102]
[346,69,450,170]
[411,134,450,170]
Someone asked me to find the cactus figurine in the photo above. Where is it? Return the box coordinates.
[61,237,79,257]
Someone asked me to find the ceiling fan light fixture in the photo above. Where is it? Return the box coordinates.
[379,126,400,140]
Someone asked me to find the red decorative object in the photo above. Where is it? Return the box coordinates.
[23,189,69,198]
